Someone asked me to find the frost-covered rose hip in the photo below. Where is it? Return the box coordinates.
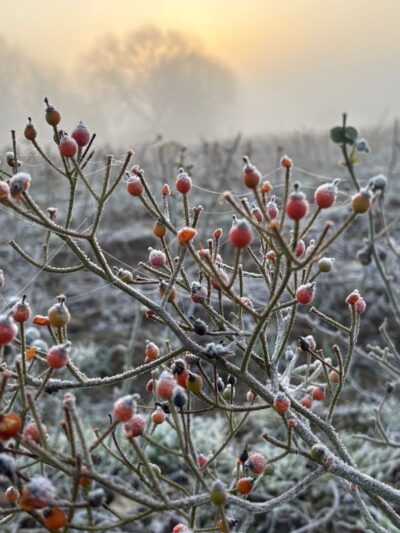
[0,181,10,203]
[0,412,21,440]
[48,294,70,328]
[177,227,197,244]
[23,422,48,444]
[148,247,166,268]
[280,155,293,168]
[286,183,309,220]
[229,218,253,248]
[44,98,61,126]
[246,453,267,475]
[242,156,261,188]
[351,189,372,214]
[124,414,146,438]
[346,290,360,305]
[251,205,263,223]
[20,476,56,510]
[156,371,176,399]
[59,134,78,158]
[0,314,17,346]
[295,283,316,305]
[71,120,91,147]
[24,117,37,141]
[9,172,31,201]
[266,197,279,220]
[144,340,159,362]
[355,297,366,314]
[12,295,31,323]
[314,179,339,209]
[236,477,253,495]
[126,174,144,196]
[300,396,312,409]
[175,169,192,194]
[113,395,136,422]
[311,387,325,401]
[151,408,166,425]
[42,507,67,531]
[190,282,207,304]
[274,393,290,414]
[46,343,70,369]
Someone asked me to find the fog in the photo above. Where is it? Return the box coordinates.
[1,19,400,146]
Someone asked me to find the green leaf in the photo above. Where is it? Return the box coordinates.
[344,126,358,144]
[330,125,358,144]
[330,126,345,143]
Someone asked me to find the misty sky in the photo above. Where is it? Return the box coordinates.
[2,0,400,141]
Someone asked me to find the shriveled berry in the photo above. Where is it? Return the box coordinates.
[295,283,316,305]
[124,414,146,438]
[71,120,90,147]
[229,218,253,248]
